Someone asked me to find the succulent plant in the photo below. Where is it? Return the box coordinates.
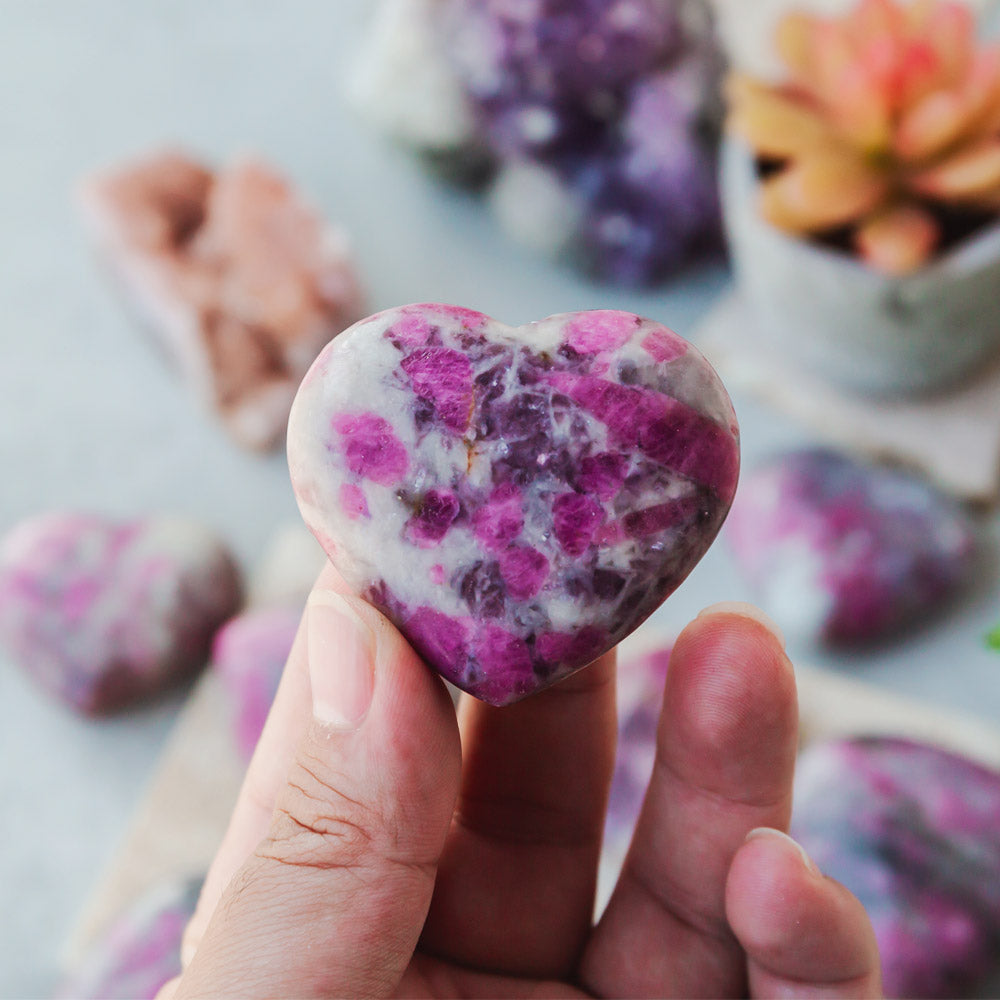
[988,621,1000,651]
[727,0,1000,274]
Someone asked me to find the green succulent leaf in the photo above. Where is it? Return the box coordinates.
[987,623,1000,652]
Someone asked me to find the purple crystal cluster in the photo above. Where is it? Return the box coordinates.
[213,606,300,761]
[352,0,723,286]
[0,512,241,714]
[288,304,739,705]
[54,877,201,1000]
[792,737,1000,998]
[726,449,977,644]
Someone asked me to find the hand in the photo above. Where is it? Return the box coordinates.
[160,565,882,999]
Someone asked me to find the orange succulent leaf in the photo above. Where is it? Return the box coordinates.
[959,48,1000,131]
[760,152,890,233]
[896,48,1000,162]
[895,91,978,163]
[910,139,1000,199]
[855,205,939,274]
[775,11,820,82]
[811,19,860,106]
[838,0,945,112]
[724,73,771,106]
[726,77,832,158]
[977,50,1000,133]
[921,2,975,88]
[848,0,907,43]
[892,38,947,110]
[828,62,894,153]
[737,0,1000,248]
[905,0,937,30]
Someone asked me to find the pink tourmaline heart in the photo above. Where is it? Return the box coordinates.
[288,304,739,705]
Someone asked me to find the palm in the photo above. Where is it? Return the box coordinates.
[172,593,881,1000]
[394,632,795,1000]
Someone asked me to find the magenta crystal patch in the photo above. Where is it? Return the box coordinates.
[288,304,739,705]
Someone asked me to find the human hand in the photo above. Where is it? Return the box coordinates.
[160,564,881,998]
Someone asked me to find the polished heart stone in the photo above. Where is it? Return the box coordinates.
[0,512,242,714]
[214,605,300,761]
[792,737,1000,998]
[288,304,739,705]
[726,448,977,644]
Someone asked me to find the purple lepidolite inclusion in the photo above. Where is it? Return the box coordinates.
[726,448,976,645]
[288,304,739,705]
[792,738,1000,998]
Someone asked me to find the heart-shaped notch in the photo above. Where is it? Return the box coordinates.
[288,304,739,705]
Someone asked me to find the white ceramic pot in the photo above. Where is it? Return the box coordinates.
[721,138,1000,396]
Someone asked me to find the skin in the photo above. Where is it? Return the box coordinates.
[160,564,882,999]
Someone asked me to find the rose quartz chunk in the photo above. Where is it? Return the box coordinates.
[289,304,739,705]
[78,150,366,450]
[0,512,241,714]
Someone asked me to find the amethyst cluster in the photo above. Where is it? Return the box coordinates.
[288,304,739,705]
[792,738,1000,998]
[54,878,201,1000]
[0,512,241,714]
[726,449,977,645]
[352,0,723,286]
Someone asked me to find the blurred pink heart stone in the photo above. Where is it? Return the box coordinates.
[0,512,242,714]
[288,304,739,705]
[78,150,366,450]
[213,605,301,761]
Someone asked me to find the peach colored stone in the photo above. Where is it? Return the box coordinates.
[79,150,365,450]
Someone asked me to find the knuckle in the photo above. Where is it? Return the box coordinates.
[259,753,381,871]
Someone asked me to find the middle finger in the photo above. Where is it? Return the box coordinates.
[421,651,618,981]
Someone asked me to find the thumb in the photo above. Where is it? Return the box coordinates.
[176,590,462,1000]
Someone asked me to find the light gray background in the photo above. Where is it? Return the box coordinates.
[1,3,998,996]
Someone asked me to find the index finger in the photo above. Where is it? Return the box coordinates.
[179,561,349,966]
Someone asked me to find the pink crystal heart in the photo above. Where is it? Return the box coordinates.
[288,304,739,705]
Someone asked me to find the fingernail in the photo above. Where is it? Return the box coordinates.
[698,601,785,648]
[307,591,375,729]
[745,827,818,875]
